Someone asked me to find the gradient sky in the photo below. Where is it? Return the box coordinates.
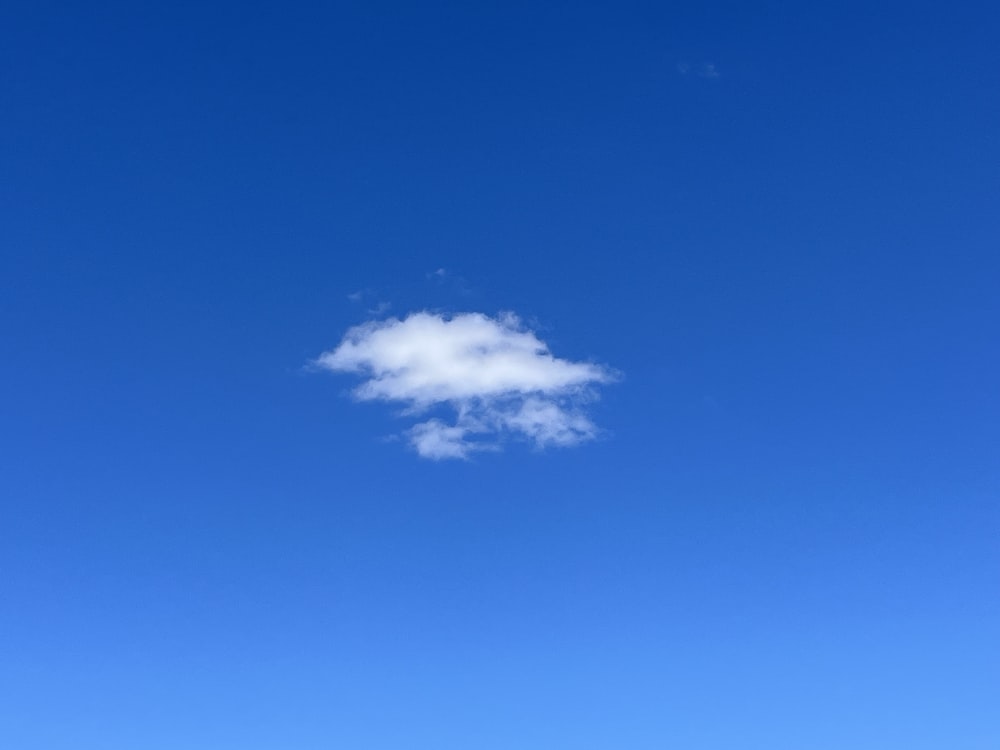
[2,2,999,748]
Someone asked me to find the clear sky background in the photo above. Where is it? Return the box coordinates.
[2,1,999,748]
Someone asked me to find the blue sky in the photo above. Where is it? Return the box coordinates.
[2,1,999,747]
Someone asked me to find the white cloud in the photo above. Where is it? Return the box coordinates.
[408,419,477,460]
[315,311,617,459]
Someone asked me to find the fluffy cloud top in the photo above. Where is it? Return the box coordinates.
[316,312,616,459]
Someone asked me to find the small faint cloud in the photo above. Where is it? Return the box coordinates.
[677,61,720,79]
[347,289,392,316]
[314,311,618,459]
[426,267,474,296]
